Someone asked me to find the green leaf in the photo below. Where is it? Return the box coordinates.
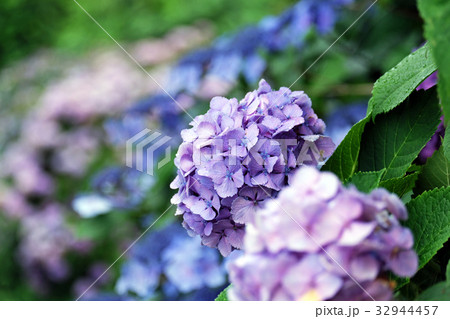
[344,169,385,193]
[367,42,437,118]
[359,90,441,181]
[407,164,422,174]
[405,186,450,270]
[415,147,450,194]
[418,0,450,123]
[444,130,450,161]
[417,281,450,301]
[380,172,419,198]
[215,285,230,301]
[322,118,368,181]
[417,260,450,300]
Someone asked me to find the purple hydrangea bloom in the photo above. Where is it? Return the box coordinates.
[416,72,446,164]
[171,80,335,256]
[416,71,438,91]
[18,204,92,293]
[228,167,418,301]
[417,116,445,164]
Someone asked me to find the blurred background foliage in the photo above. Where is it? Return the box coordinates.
[0,0,293,67]
[0,0,429,301]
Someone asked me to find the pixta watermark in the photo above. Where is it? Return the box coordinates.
[126,129,172,176]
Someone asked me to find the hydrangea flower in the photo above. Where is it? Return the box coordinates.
[416,71,438,91]
[171,80,335,256]
[416,72,446,164]
[83,167,155,210]
[168,0,353,96]
[162,235,226,294]
[115,222,227,300]
[228,167,418,301]
[325,103,367,146]
[417,115,445,164]
[18,204,92,293]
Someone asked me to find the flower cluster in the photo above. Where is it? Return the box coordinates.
[96,0,351,219]
[18,204,92,293]
[0,22,209,294]
[228,167,418,301]
[115,222,227,300]
[99,0,351,220]
[168,0,353,98]
[171,80,335,256]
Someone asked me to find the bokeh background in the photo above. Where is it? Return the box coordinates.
[0,0,426,300]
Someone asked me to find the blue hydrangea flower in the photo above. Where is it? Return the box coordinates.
[116,259,161,298]
[162,236,226,293]
[168,0,353,93]
[115,222,227,300]
[325,103,367,146]
[116,223,177,299]
[87,167,154,209]
[171,80,335,256]
[228,167,418,301]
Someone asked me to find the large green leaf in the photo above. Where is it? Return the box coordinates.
[418,0,450,123]
[405,187,450,270]
[323,43,439,182]
[380,172,419,199]
[367,42,437,118]
[444,130,450,161]
[322,118,368,181]
[344,170,385,193]
[359,90,440,181]
[415,147,450,194]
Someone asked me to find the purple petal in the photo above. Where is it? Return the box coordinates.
[180,128,197,142]
[251,172,269,186]
[204,222,213,236]
[388,250,418,278]
[284,104,303,119]
[225,228,244,249]
[314,136,336,159]
[191,200,216,220]
[232,168,245,188]
[315,273,343,300]
[210,162,227,183]
[261,116,281,130]
[231,197,256,224]
[350,254,379,281]
[197,121,216,139]
[215,178,238,198]
[338,221,376,246]
[218,237,232,256]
